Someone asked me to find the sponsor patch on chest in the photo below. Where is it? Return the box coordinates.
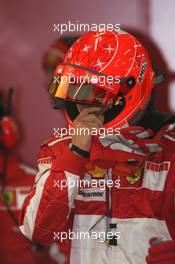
[76,188,106,202]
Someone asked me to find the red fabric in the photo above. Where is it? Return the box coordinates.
[0,151,64,264]
[146,238,175,263]
[19,125,175,263]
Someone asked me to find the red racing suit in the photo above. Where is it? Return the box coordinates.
[19,123,175,264]
[0,152,68,264]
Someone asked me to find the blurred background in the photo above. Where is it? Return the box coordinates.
[0,0,175,166]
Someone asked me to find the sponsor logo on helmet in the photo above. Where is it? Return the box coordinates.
[138,60,147,83]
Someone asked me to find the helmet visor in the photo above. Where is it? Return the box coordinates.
[49,74,109,106]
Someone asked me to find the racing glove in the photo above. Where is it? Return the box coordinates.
[146,237,175,264]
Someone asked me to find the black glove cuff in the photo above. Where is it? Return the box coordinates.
[70,144,90,159]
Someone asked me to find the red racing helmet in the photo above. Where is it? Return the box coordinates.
[49,29,155,129]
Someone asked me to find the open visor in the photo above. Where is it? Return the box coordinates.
[49,65,119,106]
[49,75,113,106]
